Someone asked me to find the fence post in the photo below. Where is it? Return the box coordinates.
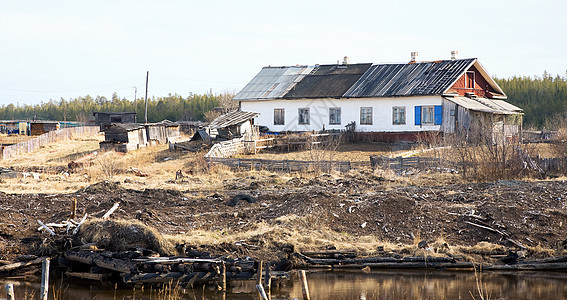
[40,258,50,300]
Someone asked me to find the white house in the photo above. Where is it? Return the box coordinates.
[235,57,522,142]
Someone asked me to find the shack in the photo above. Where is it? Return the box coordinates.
[442,95,523,144]
[100,124,147,152]
[29,121,60,136]
[207,110,259,140]
[93,112,137,130]
[145,120,181,145]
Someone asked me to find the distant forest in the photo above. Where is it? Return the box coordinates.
[0,92,233,124]
[495,72,567,129]
[0,73,565,128]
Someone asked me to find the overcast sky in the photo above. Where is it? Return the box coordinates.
[0,0,565,106]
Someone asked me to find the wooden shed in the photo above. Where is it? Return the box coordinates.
[442,95,523,144]
[100,123,147,152]
[207,111,259,140]
[93,112,137,130]
[145,120,181,144]
[29,121,60,136]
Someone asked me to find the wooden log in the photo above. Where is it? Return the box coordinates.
[5,283,14,300]
[65,251,135,273]
[72,213,88,235]
[299,270,311,300]
[65,271,106,281]
[256,283,268,300]
[37,220,56,236]
[264,261,271,297]
[0,257,46,272]
[71,198,77,220]
[102,203,120,220]
[123,272,185,284]
[221,261,226,292]
[40,258,50,300]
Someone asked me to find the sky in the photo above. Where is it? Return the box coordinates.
[0,0,565,106]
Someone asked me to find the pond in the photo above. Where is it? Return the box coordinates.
[2,269,567,299]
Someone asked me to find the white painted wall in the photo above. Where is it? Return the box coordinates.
[240,96,443,132]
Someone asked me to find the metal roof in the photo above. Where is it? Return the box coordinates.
[233,66,314,101]
[284,63,372,99]
[344,59,476,97]
[445,97,522,115]
[208,110,259,129]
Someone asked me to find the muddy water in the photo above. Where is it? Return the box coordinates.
[2,270,567,299]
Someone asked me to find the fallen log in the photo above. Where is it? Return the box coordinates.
[65,251,135,273]
[65,271,107,281]
[0,257,46,272]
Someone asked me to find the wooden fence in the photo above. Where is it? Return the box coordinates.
[206,157,363,173]
[1,126,100,159]
[370,155,443,170]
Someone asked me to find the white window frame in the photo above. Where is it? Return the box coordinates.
[274,108,285,125]
[298,108,310,125]
[360,107,373,125]
[422,106,435,124]
[329,107,341,125]
[392,106,406,125]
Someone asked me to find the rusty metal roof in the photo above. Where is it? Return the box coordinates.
[233,66,314,101]
[284,63,372,99]
[344,59,476,97]
[208,111,259,129]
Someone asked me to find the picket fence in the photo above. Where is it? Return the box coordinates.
[1,126,100,159]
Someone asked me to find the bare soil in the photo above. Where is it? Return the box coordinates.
[1,172,566,262]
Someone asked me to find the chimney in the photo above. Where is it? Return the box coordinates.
[451,50,459,60]
[410,52,418,63]
[342,56,350,65]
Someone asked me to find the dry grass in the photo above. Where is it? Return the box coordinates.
[80,218,175,255]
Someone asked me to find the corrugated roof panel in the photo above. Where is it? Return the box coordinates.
[234,66,315,100]
[208,111,260,129]
[445,97,522,115]
[344,59,476,97]
[283,63,372,99]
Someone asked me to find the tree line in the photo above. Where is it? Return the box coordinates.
[0,73,565,128]
[0,92,235,123]
[495,72,567,129]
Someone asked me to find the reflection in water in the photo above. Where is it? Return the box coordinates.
[2,270,567,299]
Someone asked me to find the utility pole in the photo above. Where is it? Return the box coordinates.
[144,71,149,124]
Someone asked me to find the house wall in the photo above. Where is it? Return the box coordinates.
[240,96,442,133]
[449,66,495,98]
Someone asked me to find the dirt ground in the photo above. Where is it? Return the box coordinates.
[0,136,566,264]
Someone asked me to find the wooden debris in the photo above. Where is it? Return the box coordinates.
[102,203,119,220]
[37,220,56,236]
[0,257,46,272]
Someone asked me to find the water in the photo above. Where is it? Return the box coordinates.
[2,270,567,299]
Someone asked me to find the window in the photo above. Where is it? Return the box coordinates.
[422,106,435,124]
[298,108,310,125]
[415,105,442,125]
[274,108,285,125]
[329,107,341,125]
[110,115,122,123]
[466,71,475,89]
[360,107,373,125]
[392,106,406,125]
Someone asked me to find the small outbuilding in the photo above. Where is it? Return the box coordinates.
[29,121,60,136]
[145,120,181,144]
[207,110,259,140]
[100,123,147,152]
[93,112,137,130]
